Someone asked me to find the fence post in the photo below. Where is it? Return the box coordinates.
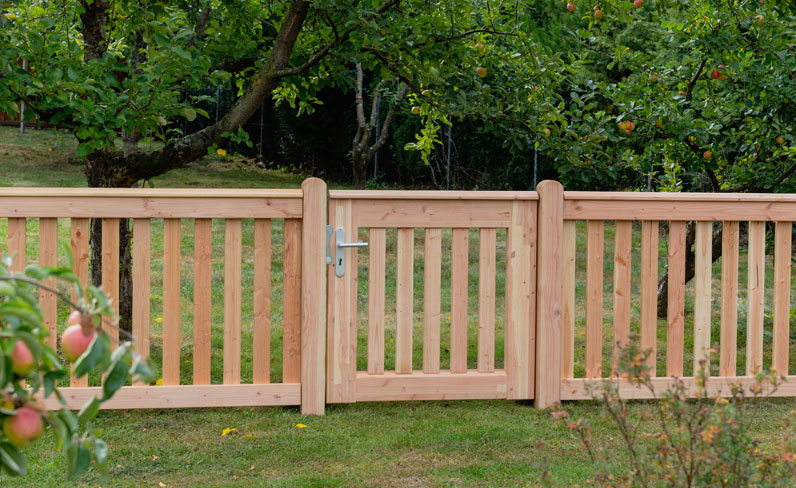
[300,178,327,415]
[535,180,564,409]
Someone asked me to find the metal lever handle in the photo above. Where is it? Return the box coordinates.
[337,241,368,248]
[334,227,368,277]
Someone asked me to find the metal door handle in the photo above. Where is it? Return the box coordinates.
[333,227,367,277]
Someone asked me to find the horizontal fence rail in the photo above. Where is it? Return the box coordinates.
[2,180,794,414]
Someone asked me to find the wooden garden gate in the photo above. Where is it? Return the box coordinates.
[325,190,537,404]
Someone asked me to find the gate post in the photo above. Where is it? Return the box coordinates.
[535,180,564,409]
[300,178,328,415]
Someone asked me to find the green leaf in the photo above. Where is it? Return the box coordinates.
[93,438,108,465]
[78,396,101,423]
[0,281,17,297]
[129,358,154,384]
[74,334,109,378]
[180,107,197,121]
[102,359,128,400]
[0,442,26,476]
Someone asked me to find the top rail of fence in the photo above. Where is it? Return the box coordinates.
[0,188,303,218]
[564,191,796,221]
[329,190,538,200]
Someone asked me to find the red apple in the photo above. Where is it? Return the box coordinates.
[634,0,643,8]
[567,3,575,11]
[61,324,96,362]
[9,340,35,376]
[2,407,43,448]
[711,70,720,79]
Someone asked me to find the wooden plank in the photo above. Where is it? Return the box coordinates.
[612,220,632,371]
[283,219,302,383]
[423,228,442,374]
[478,228,497,373]
[563,196,796,221]
[70,218,90,387]
[192,219,212,385]
[101,218,120,348]
[693,221,713,375]
[772,221,792,375]
[561,220,576,379]
[585,220,604,378]
[253,219,272,384]
[505,200,535,400]
[162,218,181,386]
[0,188,303,198]
[367,228,386,375]
[38,218,58,348]
[450,228,469,373]
[561,375,796,401]
[223,219,243,385]
[329,190,537,200]
[326,199,356,403]
[640,221,658,375]
[132,219,151,387]
[7,218,26,271]
[720,221,739,377]
[300,178,327,415]
[396,228,414,374]
[351,199,512,228]
[746,221,765,375]
[41,384,301,410]
[355,370,508,402]
[667,221,686,377]
[535,181,564,408]
[0,196,302,219]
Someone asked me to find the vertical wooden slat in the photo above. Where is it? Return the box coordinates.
[720,221,739,377]
[746,221,765,375]
[253,219,272,384]
[535,181,563,408]
[478,228,496,373]
[367,228,386,375]
[450,228,469,373]
[162,218,180,386]
[693,221,712,375]
[612,220,632,371]
[423,228,442,374]
[70,218,90,387]
[223,219,243,385]
[101,218,120,348]
[300,178,327,415]
[772,221,792,375]
[39,218,58,348]
[192,219,212,385]
[505,200,535,400]
[326,199,356,403]
[7,218,26,272]
[585,220,604,378]
[396,228,414,374]
[640,221,658,375]
[132,219,150,387]
[283,218,302,383]
[561,220,576,379]
[666,221,686,377]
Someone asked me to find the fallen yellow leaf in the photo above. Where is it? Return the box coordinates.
[222,427,238,436]
[216,148,227,156]
[159,482,167,487]
[155,378,163,386]
[295,423,308,429]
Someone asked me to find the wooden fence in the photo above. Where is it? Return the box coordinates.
[2,179,794,414]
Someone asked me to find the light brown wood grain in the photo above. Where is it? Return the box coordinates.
[585,220,604,378]
[561,220,576,379]
[423,228,442,374]
[355,370,508,402]
[253,219,272,384]
[451,228,469,373]
[772,221,792,375]
[7,218,25,271]
[162,218,181,385]
[192,219,212,385]
[283,219,302,383]
[667,221,686,377]
[70,218,90,387]
[478,228,496,373]
[131,219,151,387]
[693,221,712,375]
[224,219,243,385]
[38,218,58,348]
[612,220,632,372]
[350,199,513,228]
[720,221,739,376]
[396,228,415,374]
[746,221,765,375]
[102,218,120,349]
[368,228,386,375]
[640,221,658,375]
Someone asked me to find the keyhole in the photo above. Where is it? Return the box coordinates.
[338,258,342,266]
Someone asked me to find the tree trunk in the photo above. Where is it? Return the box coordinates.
[352,153,368,188]
[656,221,724,318]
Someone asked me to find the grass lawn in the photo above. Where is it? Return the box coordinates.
[2,126,796,487]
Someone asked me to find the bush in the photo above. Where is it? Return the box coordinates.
[552,338,795,487]
[0,254,153,479]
